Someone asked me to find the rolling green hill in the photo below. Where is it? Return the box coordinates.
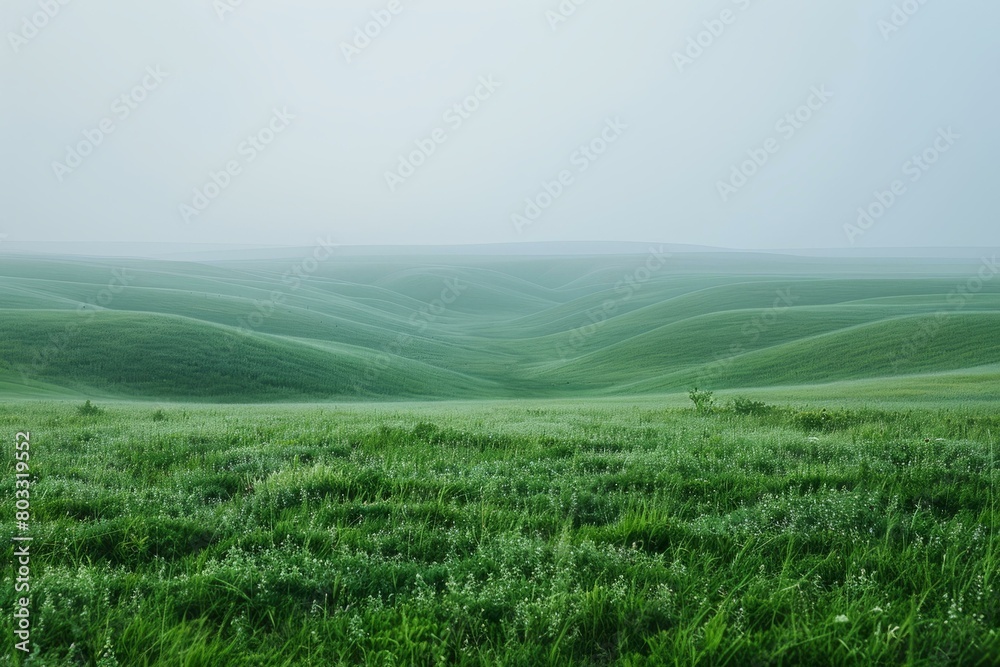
[0,251,996,401]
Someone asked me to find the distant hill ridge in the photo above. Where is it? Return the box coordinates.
[1,252,998,401]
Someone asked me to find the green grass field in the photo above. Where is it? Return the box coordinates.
[1,250,998,664]
[0,400,996,665]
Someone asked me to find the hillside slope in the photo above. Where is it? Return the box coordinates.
[0,252,996,400]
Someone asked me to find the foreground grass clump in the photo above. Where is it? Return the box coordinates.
[1,401,997,666]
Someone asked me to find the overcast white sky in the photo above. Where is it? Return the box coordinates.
[1,0,997,250]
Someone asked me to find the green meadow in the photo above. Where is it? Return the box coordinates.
[0,400,997,665]
[1,251,998,665]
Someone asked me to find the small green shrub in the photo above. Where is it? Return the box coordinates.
[76,400,104,417]
[730,397,771,416]
[793,408,860,432]
[688,388,715,413]
[794,409,830,431]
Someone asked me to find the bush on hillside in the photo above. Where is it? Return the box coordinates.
[76,400,103,417]
[688,388,715,413]
[730,397,772,416]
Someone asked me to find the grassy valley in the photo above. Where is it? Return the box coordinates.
[1,251,997,403]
